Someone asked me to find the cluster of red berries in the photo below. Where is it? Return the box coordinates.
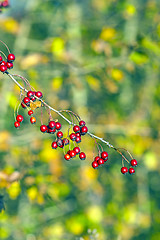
[0,0,9,12]
[91,151,108,169]
[0,53,15,73]
[121,159,137,175]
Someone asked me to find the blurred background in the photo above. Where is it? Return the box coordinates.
[0,0,160,239]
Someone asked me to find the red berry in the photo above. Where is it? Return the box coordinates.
[0,61,7,66]
[16,115,24,122]
[70,133,76,141]
[121,167,128,175]
[101,151,108,160]
[0,65,7,72]
[79,152,86,160]
[0,56,2,63]
[98,158,104,165]
[73,125,80,133]
[30,96,36,102]
[2,1,9,7]
[27,91,34,98]
[63,138,70,145]
[80,126,88,135]
[23,97,30,106]
[51,141,58,149]
[7,53,15,62]
[56,122,61,130]
[94,156,100,162]
[6,62,13,69]
[40,125,48,133]
[48,121,56,129]
[73,147,80,155]
[48,128,56,134]
[28,110,33,115]
[35,91,43,98]
[130,159,137,167]
[129,168,135,175]
[21,102,26,109]
[14,121,20,128]
[64,154,71,161]
[75,136,81,143]
[57,131,63,138]
[57,139,64,148]
[30,117,36,124]
[92,161,99,169]
[69,150,76,158]
[79,120,85,126]
[76,132,81,137]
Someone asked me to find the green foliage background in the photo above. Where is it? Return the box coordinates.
[0,0,160,239]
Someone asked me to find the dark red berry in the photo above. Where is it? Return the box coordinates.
[80,126,88,135]
[0,65,7,72]
[94,156,100,162]
[75,136,81,143]
[64,154,71,161]
[63,138,70,145]
[21,102,26,109]
[30,117,36,124]
[27,91,34,98]
[92,161,99,169]
[57,131,63,138]
[76,132,81,137]
[73,147,80,155]
[7,53,15,62]
[56,122,61,130]
[35,91,43,98]
[69,150,76,158]
[79,120,85,126]
[30,96,36,102]
[48,121,56,129]
[0,56,2,63]
[73,125,80,133]
[57,139,64,148]
[23,97,30,106]
[130,159,137,167]
[98,158,104,165]
[129,168,135,175]
[0,61,7,66]
[121,167,128,175]
[70,133,76,141]
[40,125,48,133]
[6,62,13,69]
[48,128,56,134]
[16,115,24,122]
[52,141,58,149]
[101,151,108,160]
[14,121,20,128]
[28,110,33,115]
[79,152,86,160]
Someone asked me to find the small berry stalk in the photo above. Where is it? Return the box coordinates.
[0,40,138,174]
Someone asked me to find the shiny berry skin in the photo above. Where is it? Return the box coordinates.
[27,91,34,98]
[73,125,80,133]
[16,115,24,122]
[130,159,137,167]
[35,91,43,98]
[79,152,86,160]
[7,53,15,62]
[75,136,81,143]
[94,156,100,162]
[30,96,36,102]
[28,110,33,115]
[70,133,76,141]
[64,154,71,161]
[40,125,48,133]
[21,102,26,109]
[69,150,76,158]
[92,161,99,169]
[6,62,13,69]
[63,138,69,145]
[56,122,61,130]
[73,147,80,155]
[14,121,20,128]
[48,128,56,134]
[129,168,135,175]
[48,121,56,129]
[57,139,64,148]
[121,167,128,175]
[0,65,7,72]
[98,158,104,165]
[0,56,2,63]
[30,117,36,124]
[0,61,7,66]
[80,126,88,135]
[101,151,108,160]
[23,97,30,106]
[51,141,58,149]
[76,132,81,137]
[79,120,85,126]
[57,131,63,138]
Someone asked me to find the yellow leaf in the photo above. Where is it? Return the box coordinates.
[52,77,63,91]
[30,101,42,110]
[7,182,21,199]
[86,75,100,91]
[126,4,136,16]
[51,38,65,57]
[111,69,124,81]
[86,205,103,223]
[0,18,19,34]
[100,27,116,41]
[27,186,38,201]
